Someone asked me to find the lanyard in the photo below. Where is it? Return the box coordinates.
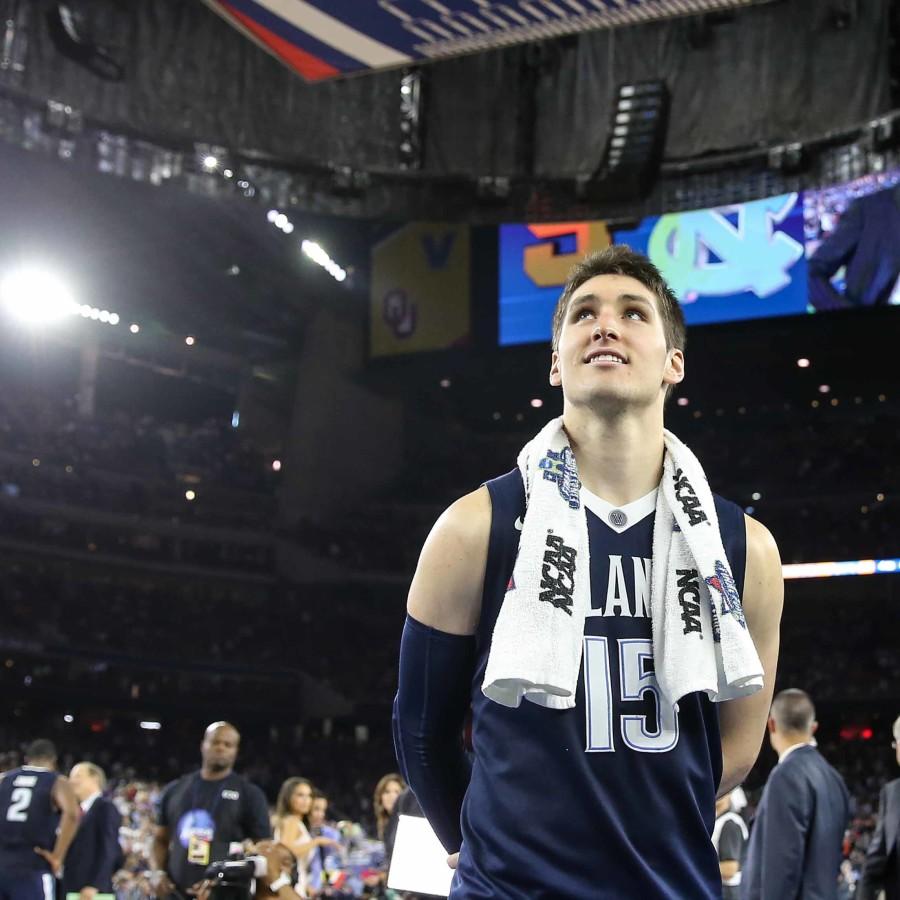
[189,774,227,822]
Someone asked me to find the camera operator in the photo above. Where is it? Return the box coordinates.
[152,722,271,896]
[193,841,302,900]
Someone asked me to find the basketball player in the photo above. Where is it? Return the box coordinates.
[394,246,784,897]
[0,739,80,900]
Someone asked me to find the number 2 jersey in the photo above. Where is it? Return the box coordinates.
[451,470,747,899]
[0,766,59,874]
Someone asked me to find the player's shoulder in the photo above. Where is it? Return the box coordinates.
[432,483,493,543]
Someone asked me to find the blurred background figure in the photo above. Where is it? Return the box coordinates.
[153,722,270,895]
[61,761,122,900]
[0,739,79,896]
[858,715,900,900]
[713,786,749,900]
[741,690,850,900]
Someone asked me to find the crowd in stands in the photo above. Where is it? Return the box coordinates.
[0,393,278,530]
[0,559,403,711]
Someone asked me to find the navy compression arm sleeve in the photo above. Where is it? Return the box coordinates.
[392,613,476,854]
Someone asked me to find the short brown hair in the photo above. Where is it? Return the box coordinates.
[551,245,686,354]
[771,689,816,734]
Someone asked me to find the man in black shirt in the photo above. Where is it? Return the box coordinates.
[152,722,271,894]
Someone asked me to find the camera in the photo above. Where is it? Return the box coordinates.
[202,855,266,900]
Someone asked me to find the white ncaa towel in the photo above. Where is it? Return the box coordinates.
[481,417,763,710]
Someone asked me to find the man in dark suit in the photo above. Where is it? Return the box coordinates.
[858,715,900,900]
[808,183,900,310]
[741,689,850,900]
[60,762,121,899]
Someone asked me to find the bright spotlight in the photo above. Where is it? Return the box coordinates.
[129,323,140,334]
[530,398,544,408]
[274,213,288,229]
[109,312,119,325]
[202,155,218,170]
[797,358,810,368]
[139,720,162,731]
[185,336,195,346]
[223,168,233,178]
[0,268,77,325]
[267,210,279,223]
[185,489,196,501]
[272,459,282,472]
[63,714,74,724]
[283,222,294,234]
[99,309,110,323]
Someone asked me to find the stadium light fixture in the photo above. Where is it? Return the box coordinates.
[139,721,162,730]
[0,267,78,325]
[530,398,544,408]
[272,459,282,472]
[301,240,347,282]
[796,357,810,368]
[185,335,195,346]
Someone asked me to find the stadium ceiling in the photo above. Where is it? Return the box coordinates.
[202,0,783,81]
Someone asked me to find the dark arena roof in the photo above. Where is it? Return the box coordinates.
[0,0,898,893]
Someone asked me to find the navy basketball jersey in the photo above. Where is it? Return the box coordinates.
[452,470,747,899]
[0,766,60,873]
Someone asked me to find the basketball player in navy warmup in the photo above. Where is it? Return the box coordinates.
[394,246,783,897]
[0,739,80,900]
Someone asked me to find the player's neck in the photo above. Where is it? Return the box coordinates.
[563,404,664,507]
[200,765,233,781]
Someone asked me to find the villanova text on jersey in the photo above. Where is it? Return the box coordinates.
[452,470,747,900]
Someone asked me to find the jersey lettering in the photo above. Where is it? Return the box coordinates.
[586,555,652,618]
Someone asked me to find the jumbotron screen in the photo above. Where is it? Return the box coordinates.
[498,170,900,346]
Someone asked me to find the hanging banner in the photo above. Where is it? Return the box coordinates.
[202,0,774,81]
[370,222,470,358]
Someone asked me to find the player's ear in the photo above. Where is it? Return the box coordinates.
[810,720,819,736]
[549,349,562,387]
[663,348,685,388]
[766,716,776,734]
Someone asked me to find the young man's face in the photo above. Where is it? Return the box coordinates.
[549,274,683,411]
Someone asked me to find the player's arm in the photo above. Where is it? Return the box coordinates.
[35,774,80,875]
[717,516,783,796]
[393,486,491,854]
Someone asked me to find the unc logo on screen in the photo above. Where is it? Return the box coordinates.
[648,194,805,300]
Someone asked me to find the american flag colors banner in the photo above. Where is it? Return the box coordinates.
[202,0,774,81]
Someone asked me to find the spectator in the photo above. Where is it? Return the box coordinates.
[858,715,900,900]
[61,762,122,900]
[274,778,341,896]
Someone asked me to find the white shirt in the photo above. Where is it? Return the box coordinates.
[778,740,812,764]
[80,791,102,814]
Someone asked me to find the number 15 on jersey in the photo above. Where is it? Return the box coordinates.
[584,636,680,753]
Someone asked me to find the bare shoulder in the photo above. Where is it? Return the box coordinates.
[406,485,492,636]
[742,514,784,624]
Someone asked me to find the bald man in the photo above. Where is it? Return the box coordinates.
[152,722,271,894]
[61,763,122,900]
[741,690,850,900]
